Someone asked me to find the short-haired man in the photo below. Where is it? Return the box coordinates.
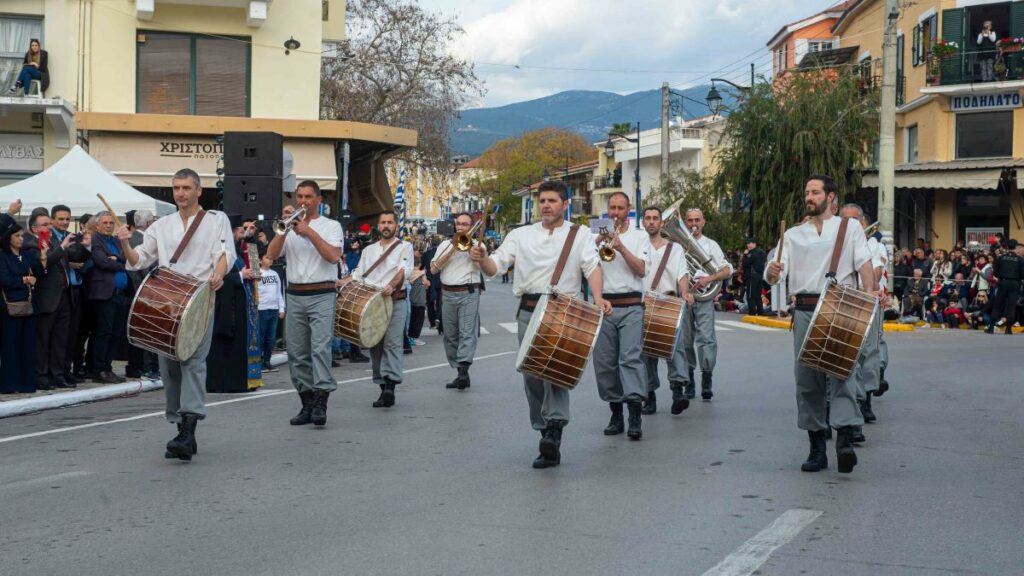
[348,210,414,408]
[472,181,609,468]
[118,168,234,460]
[266,180,344,426]
[681,208,733,400]
[26,208,73,389]
[89,211,130,384]
[766,174,876,474]
[640,206,691,416]
[430,211,484,390]
[50,204,86,386]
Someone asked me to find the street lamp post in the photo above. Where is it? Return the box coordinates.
[705,67,756,238]
[604,121,642,229]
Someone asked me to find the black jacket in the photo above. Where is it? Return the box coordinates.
[88,234,128,301]
[23,232,70,314]
[993,252,1023,283]
[741,248,766,279]
[22,49,49,92]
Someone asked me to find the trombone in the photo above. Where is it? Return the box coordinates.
[433,199,490,271]
[273,207,307,236]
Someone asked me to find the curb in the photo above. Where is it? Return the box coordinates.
[740,315,916,332]
[0,353,289,419]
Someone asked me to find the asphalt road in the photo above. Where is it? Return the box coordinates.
[1,280,1022,576]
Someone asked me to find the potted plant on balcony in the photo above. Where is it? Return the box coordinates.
[928,40,959,85]
[996,37,1023,54]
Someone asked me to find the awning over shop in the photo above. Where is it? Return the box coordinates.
[862,159,1024,190]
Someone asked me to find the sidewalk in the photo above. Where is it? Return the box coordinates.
[0,353,288,419]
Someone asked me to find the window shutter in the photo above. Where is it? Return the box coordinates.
[941,9,964,82]
[137,34,191,115]
[1013,1,1024,37]
[195,37,248,117]
[912,24,920,66]
[896,34,905,105]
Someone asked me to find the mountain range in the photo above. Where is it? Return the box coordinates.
[451,85,728,157]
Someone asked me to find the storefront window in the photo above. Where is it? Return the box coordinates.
[0,16,43,93]
[137,32,250,117]
[955,111,1013,159]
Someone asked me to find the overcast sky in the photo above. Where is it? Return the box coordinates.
[420,0,847,108]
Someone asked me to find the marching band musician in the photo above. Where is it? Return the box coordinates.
[681,208,732,401]
[640,206,691,416]
[765,175,876,474]
[348,210,414,409]
[430,212,484,391]
[471,181,610,469]
[593,192,651,440]
[265,181,343,427]
[118,168,235,461]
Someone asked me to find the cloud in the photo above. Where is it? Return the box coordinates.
[422,0,825,107]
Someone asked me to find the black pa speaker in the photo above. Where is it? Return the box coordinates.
[224,132,284,177]
[223,175,283,221]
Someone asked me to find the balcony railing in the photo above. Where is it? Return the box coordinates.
[933,48,1024,86]
[592,175,620,189]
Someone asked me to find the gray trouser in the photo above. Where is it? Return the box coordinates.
[683,299,718,374]
[793,309,863,430]
[518,308,570,430]
[160,313,214,422]
[643,329,688,392]
[286,292,337,393]
[594,305,647,403]
[853,312,883,400]
[442,289,480,367]
[372,300,407,385]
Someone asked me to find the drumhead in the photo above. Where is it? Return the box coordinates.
[357,290,393,348]
[515,293,549,371]
[176,280,213,361]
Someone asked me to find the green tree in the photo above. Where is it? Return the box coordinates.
[647,169,746,252]
[713,67,879,245]
[610,122,636,137]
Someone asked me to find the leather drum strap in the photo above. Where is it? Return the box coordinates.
[364,240,402,277]
[548,224,580,287]
[650,242,673,290]
[170,210,207,265]
[827,217,850,278]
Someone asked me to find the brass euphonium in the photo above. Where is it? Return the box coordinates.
[661,198,729,302]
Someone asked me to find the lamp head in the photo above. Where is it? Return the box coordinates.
[284,37,301,55]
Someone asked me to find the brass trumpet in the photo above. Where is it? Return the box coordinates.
[273,207,307,236]
[597,218,620,262]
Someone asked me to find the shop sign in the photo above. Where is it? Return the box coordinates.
[158,139,224,160]
[0,134,44,172]
[950,92,1022,112]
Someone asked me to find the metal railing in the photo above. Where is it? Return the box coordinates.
[935,48,1024,85]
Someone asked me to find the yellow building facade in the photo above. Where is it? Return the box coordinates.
[835,0,1024,249]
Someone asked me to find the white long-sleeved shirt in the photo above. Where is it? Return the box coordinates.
[126,210,236,281]
[257,268,285,312]
[488,221,600,297]
[352,238,414,290]
[599,225,650,294]
[691,234,733,279]
[765,216,872,294]
[978,31,997,44]
[435,239,483,286]
[644,241,688,294]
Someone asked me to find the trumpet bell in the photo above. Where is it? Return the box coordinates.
[599,245,616,262]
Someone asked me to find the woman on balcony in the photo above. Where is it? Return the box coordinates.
[7,39,48,96]
[978,21,998,82]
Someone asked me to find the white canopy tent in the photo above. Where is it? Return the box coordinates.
[0,145,176,217]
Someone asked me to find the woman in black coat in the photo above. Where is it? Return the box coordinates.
[8,38,48,96]
[0,215,43,394]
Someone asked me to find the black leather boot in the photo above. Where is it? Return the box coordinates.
[166,413,198,461]
[851,425,866,444]
[603,403,624,435]
[290,391,315,425]
[534,422,562,468]
[372,384,388,408]
[382,379,396,407]
[670,382,690,415]
[164,421,198,459]
[800,429,828,472]
[311,390,329,426]
[685,369,696,399]
[835,426,858,473]
[860,395,876,423]
[701,372,713,400]
[445,375,461,389]
[626,402,643,440]
[874,368,889,396]
[457,362,471,389]
[641,390,657,415]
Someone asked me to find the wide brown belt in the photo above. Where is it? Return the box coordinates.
[604,292,643,308]
[288,281,336,294]
[794,293,820,312]
[443,284,482,293]
[391,289,407,301]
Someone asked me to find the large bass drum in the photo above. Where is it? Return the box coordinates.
[334,280,393,349]
[798,281,878,380]
[128,267,213,361]
[515,292,603,390]
[641,291,686,359]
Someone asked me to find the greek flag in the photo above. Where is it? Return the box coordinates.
[394,169,406,206]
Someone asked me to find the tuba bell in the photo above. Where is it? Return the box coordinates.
[661,198,729,302]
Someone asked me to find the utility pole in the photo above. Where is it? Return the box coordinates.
[661,82,670,179]
[879,0,899,292]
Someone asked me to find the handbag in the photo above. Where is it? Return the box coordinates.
[2,286,33,317]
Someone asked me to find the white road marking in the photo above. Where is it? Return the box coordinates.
[479,327,490,335]
[714,325,734,332]
[717,320,777,332]
[0,351,517,445]
[499,322,519,333]
[700,508,822,576]
[0,470,94,491]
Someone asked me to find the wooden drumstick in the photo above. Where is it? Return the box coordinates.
[775,220,785,263]
[96,193,123,229]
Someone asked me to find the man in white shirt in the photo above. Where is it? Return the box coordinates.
[430,212,484,390]
[681,208,733,401]
[593,192,651,440]
[349,210,414,408]
[640,206,691,416]
[472,181,610,469]
[766,175,876,474]
[118,168,234,461]
[266,181,343,427]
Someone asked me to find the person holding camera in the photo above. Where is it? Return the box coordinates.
[978,21,998,82]
[51,205,89,385]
